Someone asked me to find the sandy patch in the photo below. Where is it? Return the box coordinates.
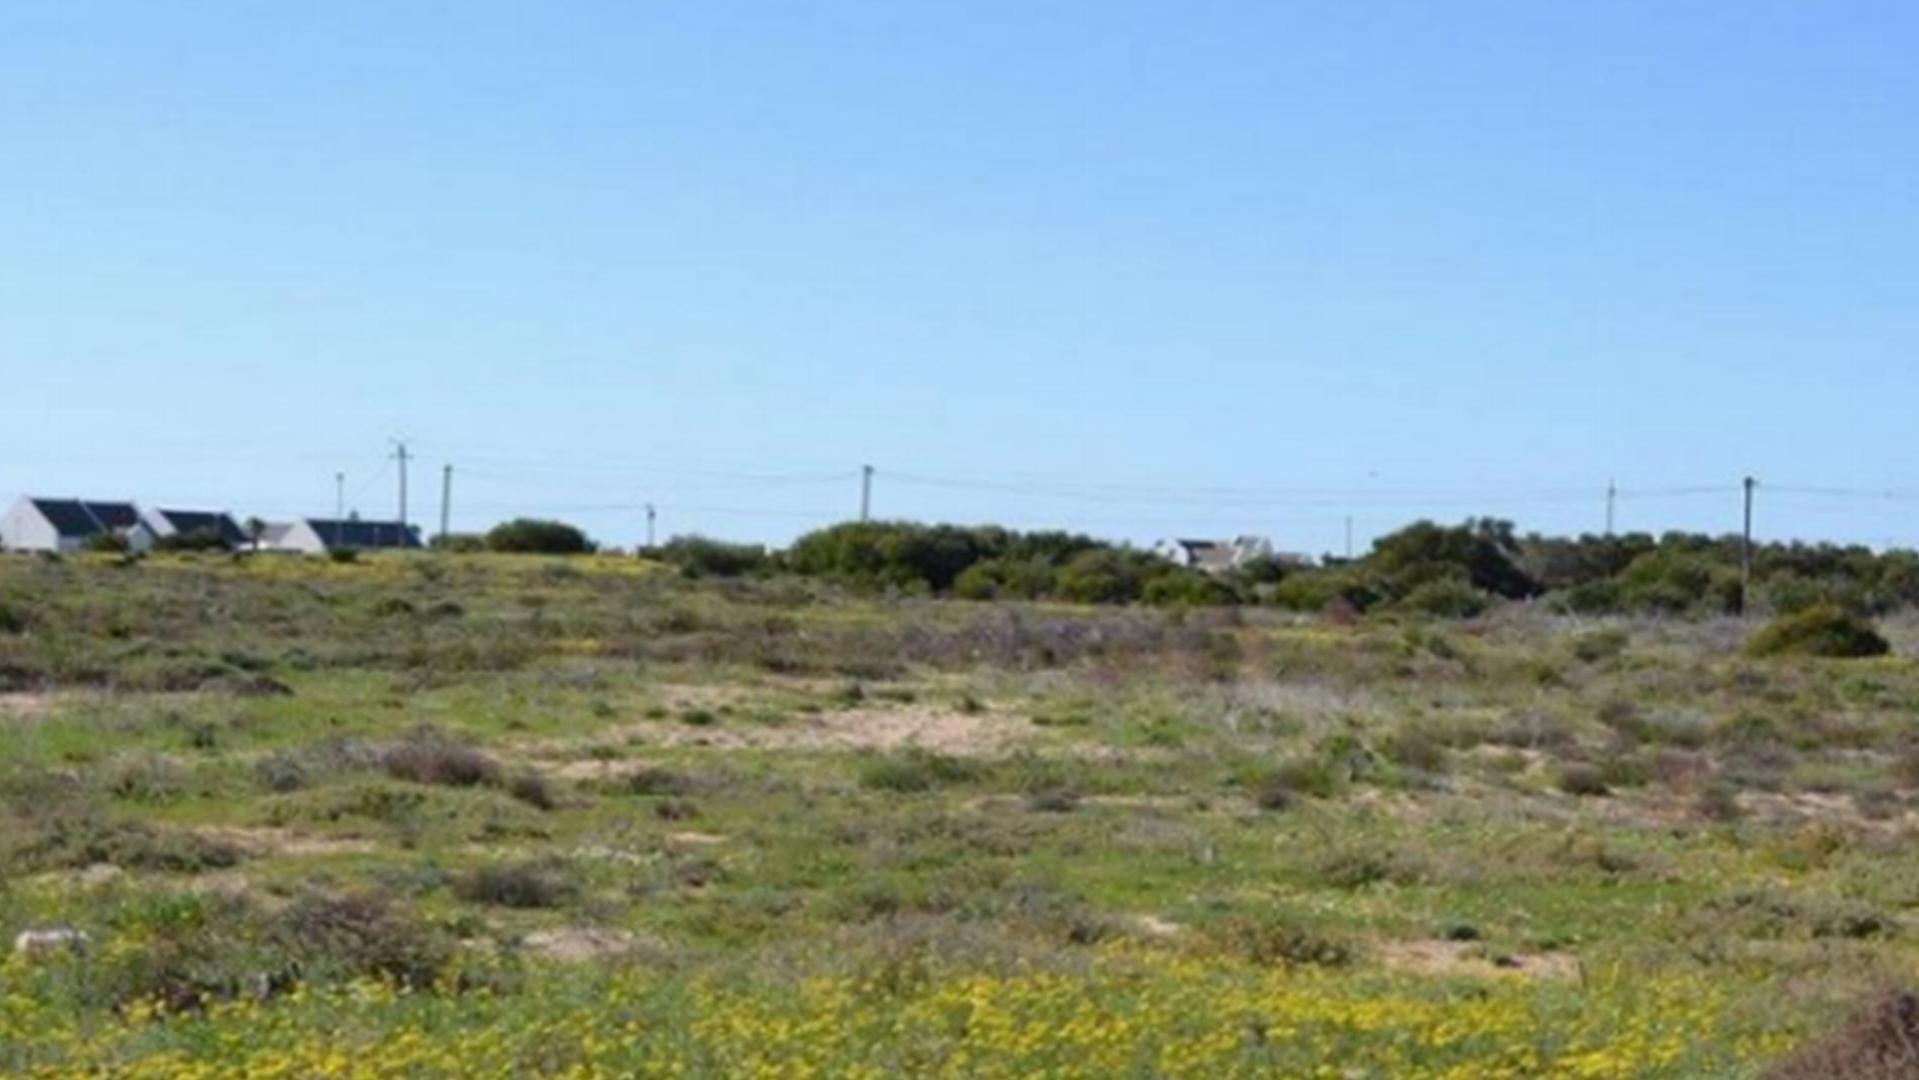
[1377,939,1579,981]
[202,826,378,858]
[523,927,638,963]
[612,704,1025,756]
[0,693,54,720]
[1133,915,1185,938]
[665,831,726,847]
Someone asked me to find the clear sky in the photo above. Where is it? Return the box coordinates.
[5,2,1918,553]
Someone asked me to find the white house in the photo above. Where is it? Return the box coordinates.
[1,497,145,553]
[1152,535,1294,575]
[260,518,423,555]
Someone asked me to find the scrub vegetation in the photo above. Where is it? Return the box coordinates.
[2,544,1916,1076]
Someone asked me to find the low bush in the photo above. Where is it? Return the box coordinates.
[382,729,503,788]
[1766,990,1919,1080]
[1312,843,1429,890]
[454,862,578,909]
[273,891,453,989]
[506,773,558,811]
[1746,605,1891,659]
[1203,913,1355,968]
[1247,756,1344,808]
[1378,727,1449,774]
[485,519,595,555]
[1024,788,1081,813]
[1571,628,1629,664]
[1555,763,1611,797]
[618,766,692,797]
[858,749,981,793]
[655,536,769,578]
[7,811,241,874]
[1395,578,1492,619]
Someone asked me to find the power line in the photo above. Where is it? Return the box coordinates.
[1768,485,1919,502]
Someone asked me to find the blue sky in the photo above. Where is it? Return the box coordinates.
[4,2,1918,552]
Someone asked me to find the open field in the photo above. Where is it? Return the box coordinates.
[4,552,1919,1076]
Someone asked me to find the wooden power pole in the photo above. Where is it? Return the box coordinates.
[1740,476,1756,615]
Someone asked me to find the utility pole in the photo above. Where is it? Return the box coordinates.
[645,503,657,549]
[334,472,345,519]
[859,464,874,522]
[392,441,410,532]
[1740,475,1757,616]
[1344,515,1354,561]
[438,464,453,546]
[1605,478,1617,537]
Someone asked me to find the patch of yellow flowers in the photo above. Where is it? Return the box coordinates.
[1,947,1793,1078]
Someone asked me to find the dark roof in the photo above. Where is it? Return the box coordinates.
[153,509,246,546]
[304,519,422,550]
[29,499,139,538]
[87,502,141,530]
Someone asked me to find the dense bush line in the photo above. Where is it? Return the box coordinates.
[628,517,1919,620]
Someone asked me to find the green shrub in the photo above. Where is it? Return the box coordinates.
[655,535,768,578]
[506,773,558,811]
[619,767,691,797]
[1142,571,1240,607]
[273,891,453,989]
[858,749,981,793]
[1268,567,1383,613]
[7,812,241,874]
[953,556,1060,600]
[153,527,231,553]
[1378,726,1448,774]
[429,533,487,552]
[1054,549,1157,605]
[1024,788,1080,813]
[1204,913,1355,968]
[1570,628,1629,664]
[1746,605,1891,659]
[1395,578,1491,618]
[485,518,595,555]
[1555,763,1610,797]
[85,532,132,554]
[787,522,999,593]
[382,729,503,788]
[1247,756,1343,806]
[1368,519,1536,600]
[1618,550,1740,615]
[454,862,578,909]
[1311,842,1429,889]
[1554,579,1624,615]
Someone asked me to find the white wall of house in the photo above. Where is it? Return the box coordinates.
[0,499,62,553]
[277,521,330,555]
[1152,540,1194,567]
